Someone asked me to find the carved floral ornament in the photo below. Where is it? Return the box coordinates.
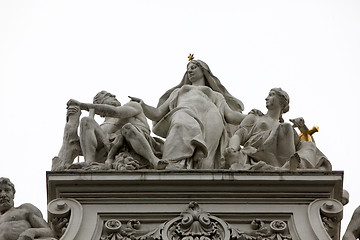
[48,197,343,240]
[100,202,292,240]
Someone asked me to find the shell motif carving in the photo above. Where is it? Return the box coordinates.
[165,202,226,240]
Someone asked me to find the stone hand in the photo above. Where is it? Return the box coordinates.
[17,229,35,240]
[128,96,143,105]
[67,99,81,107]
[66,105,80,115]
[248,109,264,116]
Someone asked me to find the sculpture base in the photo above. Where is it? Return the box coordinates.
[46,170,343,240]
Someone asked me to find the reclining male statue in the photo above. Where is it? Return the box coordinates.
[0,177,55,240]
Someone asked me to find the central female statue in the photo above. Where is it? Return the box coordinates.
[130,59,245,169]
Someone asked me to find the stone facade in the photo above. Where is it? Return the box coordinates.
[47,170,343,240]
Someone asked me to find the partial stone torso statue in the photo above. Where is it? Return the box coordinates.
[343,205,360,240]
[0,177,56,240]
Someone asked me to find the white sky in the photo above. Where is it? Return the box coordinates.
[1,0,360,236]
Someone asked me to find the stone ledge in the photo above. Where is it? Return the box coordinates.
[47,170,343,203]
[46,171,343,240]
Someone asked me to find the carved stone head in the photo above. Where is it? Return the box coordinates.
[0,177,15,212]
[270,88,290,114]
[93,90,121,106]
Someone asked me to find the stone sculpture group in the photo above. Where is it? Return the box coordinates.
[3,57,360,240]
[52,58,331,172]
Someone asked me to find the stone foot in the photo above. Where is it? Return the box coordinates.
[155,159,169,170]
[193,149,205,162]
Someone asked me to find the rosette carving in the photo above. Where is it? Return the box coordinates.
[229,219,292,240]
[100,219,164,240]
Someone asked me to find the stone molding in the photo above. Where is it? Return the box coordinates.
[48,198,83,239]
[46,171,343,240]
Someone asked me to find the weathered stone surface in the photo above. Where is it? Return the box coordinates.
[53,91,167,171]
[342,205,360,240]
[0,177,56,240]
[52,58,333,172]
[130,59,244,169]
[225,88,331,171]
[47,170,343,240]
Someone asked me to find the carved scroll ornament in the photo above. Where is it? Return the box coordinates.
[100,202,292,240]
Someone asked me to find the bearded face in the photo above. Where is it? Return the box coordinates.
[0,184,14,212]
[101,94,121,107]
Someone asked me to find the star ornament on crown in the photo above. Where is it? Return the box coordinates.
[188,54,194,61]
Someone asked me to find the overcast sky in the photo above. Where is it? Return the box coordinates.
[1,0,360,236]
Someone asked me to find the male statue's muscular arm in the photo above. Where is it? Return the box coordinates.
[18,203,55,240]
[67,99,140,119]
